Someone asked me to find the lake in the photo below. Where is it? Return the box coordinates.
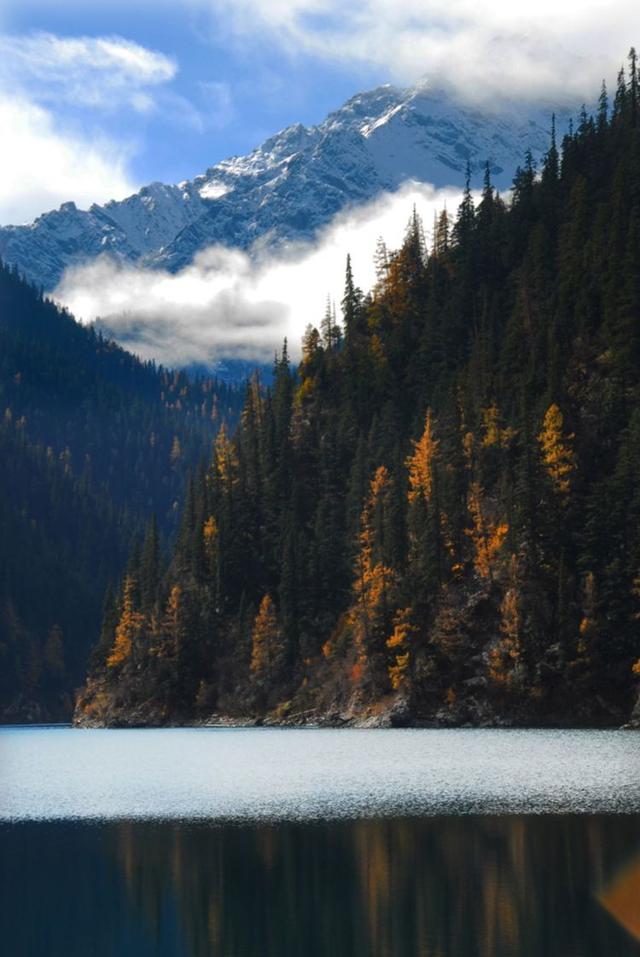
[1,727,639,955]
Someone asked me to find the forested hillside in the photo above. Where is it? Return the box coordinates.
[79,54,640,728]
[0,264,243,720]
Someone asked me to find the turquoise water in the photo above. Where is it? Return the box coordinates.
[1,727,639,956]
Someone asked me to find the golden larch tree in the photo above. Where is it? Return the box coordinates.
[406,409,438,503]
[488,554,524,690]
[107,577,145,668]
[481,403,517,449]
[386,607,414,690]
[250,594,284,685]
[538,403,575,498]
[214,424,239,488]
[466,482,509,579]
[349,466,397,685]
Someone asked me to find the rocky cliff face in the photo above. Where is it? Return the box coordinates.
[0,82,564,291]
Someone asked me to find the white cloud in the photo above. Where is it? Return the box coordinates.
[0,32,181,224]
[0,97,136,224]
[195,0,640,106]
[0,32,176,112]
[53,182,462,366]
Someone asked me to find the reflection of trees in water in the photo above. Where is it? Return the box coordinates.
[111,816,640,957]
[599,851,640,943]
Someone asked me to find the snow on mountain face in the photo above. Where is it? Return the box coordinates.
[0,82,564,291]
[0,182,209,293]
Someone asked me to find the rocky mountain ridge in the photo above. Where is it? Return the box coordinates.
[0,82,565,291]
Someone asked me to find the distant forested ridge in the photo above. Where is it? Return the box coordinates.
[0,263,243,721]
[75,54,640,727]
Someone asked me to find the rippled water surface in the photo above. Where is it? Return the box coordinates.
[1,727,639,956]
[1,726,639,820]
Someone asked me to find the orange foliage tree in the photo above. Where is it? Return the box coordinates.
[349,466,398,689]
[407,409,438,504]
[538,403,575,499]
[214,424,239,489]
[488,554,524,691]
[386,607,414,690]
[481,403,517,449]
[107,577,145,668]
[250,595,285,686]
[466,482,508,580]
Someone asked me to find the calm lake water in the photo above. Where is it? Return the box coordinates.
[1,727,639,956]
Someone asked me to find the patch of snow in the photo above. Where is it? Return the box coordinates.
[361,103,404,138]
[199,181,230,201]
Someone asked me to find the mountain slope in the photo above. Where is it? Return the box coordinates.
[0,83,564,291]
[76,70,640,730]
[0,260,243,721]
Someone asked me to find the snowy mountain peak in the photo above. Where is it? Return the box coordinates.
[0,82,569,291]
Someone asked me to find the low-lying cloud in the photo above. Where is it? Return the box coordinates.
[53,182,462,368]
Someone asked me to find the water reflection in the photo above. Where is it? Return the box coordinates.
[2,816,639,957]
[599,851,640,944]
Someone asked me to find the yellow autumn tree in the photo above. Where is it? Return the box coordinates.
[406,409,438,503]
[350,466,397,687]
[488,554,524,690]
[214,424,239,489]
[466,482,509,579]
[481,403,517,449]
[386,607,414,690]
[538,403,575,499]
[107,577,145,667]
[250,594,284,685]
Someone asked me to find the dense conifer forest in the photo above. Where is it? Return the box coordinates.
[77,56,640,728]
[5,56,640,728]
[0,263,243,720]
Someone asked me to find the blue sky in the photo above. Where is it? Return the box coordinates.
[0,0,386,222]
[3,1,385,185]
[0,0,637,224]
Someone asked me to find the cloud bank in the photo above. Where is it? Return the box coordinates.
[199,0,639,107]
[53,182,462,367]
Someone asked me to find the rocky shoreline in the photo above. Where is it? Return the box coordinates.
[71,694,640,731]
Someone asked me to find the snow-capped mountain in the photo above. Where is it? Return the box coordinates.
[0,81,565,291]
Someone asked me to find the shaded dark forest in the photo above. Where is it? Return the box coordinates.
[0,264,243,719]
